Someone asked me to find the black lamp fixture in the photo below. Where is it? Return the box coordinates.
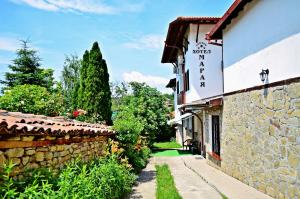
[259,69,269,83]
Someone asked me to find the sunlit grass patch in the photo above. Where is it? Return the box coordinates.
[153,141,182,149]
[155,164,181,199]
[151,149,192,157]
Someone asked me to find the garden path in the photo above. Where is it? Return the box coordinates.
[154,156,222,199]
[129,156,221,199]
[129,158,156,199]
[130,155,273,199]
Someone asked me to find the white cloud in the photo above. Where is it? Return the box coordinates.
[0,37,20,52]
[18,0,58,11]
[10,0,143,14]
[123,34,165,50]
[122,71,171,93]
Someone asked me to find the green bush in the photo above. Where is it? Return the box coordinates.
[113,109,151,171]
[0,156,136,199]
[125,146,151,171]
[0,84,63,116]
[113,108,143,145]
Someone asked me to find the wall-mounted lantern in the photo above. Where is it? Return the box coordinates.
[259,69,269,83]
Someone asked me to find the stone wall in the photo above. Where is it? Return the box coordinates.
[221,80,300,198]
[203,107,222,168]
[0,135,110,177]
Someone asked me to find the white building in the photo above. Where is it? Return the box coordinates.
[207,0,300,93]
[163,0,300,198]
[162,17,223,157]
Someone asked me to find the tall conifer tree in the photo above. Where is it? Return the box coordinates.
[85,42,112,124]
[1,40,54,91]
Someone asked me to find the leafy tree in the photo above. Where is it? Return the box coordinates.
[84,42,112,124]
[111,81,129,113]
[115,82,173,145]
[77,50,89,109]
[0,40,54,91]
[0,84,63,116]
[129,82,171,144]
[61,54,81,111]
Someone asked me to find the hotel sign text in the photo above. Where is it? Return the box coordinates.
[193,42,211,88]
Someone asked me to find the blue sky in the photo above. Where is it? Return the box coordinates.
[0,0,233,93]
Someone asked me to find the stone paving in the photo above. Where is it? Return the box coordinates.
[129,159,156,199]
[130,155,273,199]
[154,156,222,199]
[182,156,273,199]
[130,156,221,199]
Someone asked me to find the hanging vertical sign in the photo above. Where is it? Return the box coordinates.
[192,42,211,88]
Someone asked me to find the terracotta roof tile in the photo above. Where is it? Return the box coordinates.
[0,110,114,136]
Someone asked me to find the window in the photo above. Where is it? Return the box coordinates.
[185,70,190,91]
[212,115,220,155]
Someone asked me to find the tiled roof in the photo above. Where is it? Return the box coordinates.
[0,110,114,136]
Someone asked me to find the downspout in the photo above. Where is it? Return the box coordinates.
[181,123,184,148]
[196,24,200,43]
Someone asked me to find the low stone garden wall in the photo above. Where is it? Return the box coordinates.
[0,134,111,176]
[221,79,300,198]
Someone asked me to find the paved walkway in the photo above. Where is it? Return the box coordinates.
[154,156,222,199]
[182,155,273,199]
[129,159,156,199]
[130,155,273,199]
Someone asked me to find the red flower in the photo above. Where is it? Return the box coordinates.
[73,110,79,117]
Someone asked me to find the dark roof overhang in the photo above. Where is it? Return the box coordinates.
[161,17,220,64]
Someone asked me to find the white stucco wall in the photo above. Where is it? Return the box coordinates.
[185,24,223,102]
[223,0,300,93]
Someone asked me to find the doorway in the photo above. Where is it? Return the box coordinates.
[212,115,220,156]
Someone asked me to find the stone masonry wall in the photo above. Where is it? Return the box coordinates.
[0,135,109,177]
[221,81,300,199]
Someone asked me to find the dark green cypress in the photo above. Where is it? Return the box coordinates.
[85,42,112,124]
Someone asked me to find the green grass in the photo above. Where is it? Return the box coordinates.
[155,164,182,199]
[153,141,182,149]
[151,149,192,157]
[222,194,229,199]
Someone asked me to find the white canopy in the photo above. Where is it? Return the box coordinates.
[167,112,192,125]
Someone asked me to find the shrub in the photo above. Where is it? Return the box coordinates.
[0,84,63,116]
[56,156,135,199]
[113,108,143,145]
[124,145,151,171]
[113,109,151,171]
[0,156,136,199]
